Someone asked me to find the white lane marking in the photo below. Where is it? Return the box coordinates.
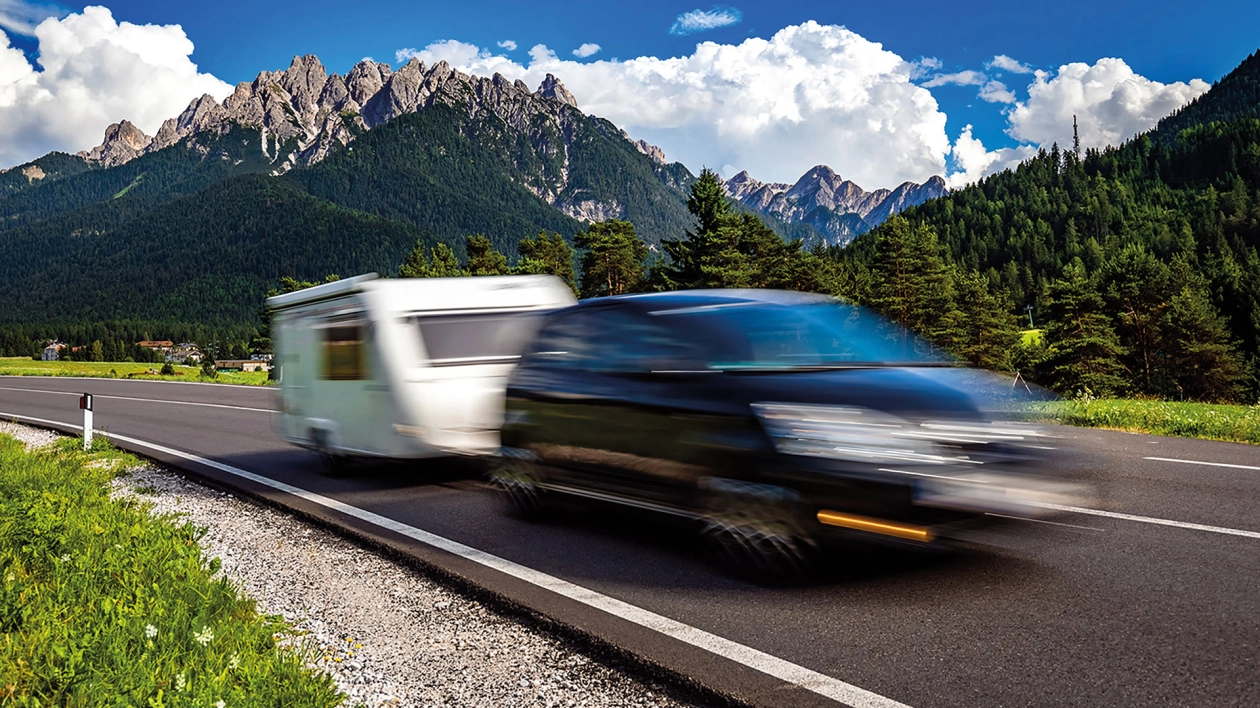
[985,513,1103,532]
[0,386,274,414]
[1144,456,1260,472]
[0,410,909,708]
[1036,503,1260,540]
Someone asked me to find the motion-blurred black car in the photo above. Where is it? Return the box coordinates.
[491,290,1083,578]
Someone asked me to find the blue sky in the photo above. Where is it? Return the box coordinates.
[2,1,1258,186]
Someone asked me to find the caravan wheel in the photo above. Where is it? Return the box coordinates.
[310,430,349,476]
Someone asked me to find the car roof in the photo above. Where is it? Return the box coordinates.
[576,289,837,314]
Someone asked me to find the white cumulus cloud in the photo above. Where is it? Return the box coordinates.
[979,80,1016,104]
[409,20,957,188]
[572,43,600,58]
[946,125,1036,188]
[497,39,516,51]
[670,6,743,36]
[987,54,1033,74]
[1006,57,1210,150]
[0,5,232,168]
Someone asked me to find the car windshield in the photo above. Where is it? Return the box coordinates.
[654,301,954,369]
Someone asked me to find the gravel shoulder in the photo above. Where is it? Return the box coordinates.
[0,421,701,708]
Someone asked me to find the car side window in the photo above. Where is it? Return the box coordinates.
[591,314,704,373]
[524,311,598,369]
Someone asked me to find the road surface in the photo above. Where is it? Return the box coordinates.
[1,376,1256,708]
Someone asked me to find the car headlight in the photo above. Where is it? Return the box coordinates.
[751,403,1048,465]
[752,403,958,465]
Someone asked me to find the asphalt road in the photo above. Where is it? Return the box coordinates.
[1,376,1257,708]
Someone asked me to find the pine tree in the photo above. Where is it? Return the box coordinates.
[659,168,736,289]
[465,235,508,276]
[515,231,576,291]
[867,216,955,345]
[941,269,1022,370]
[1040,261,1128,396]
[398,239,430,278]
[1100,244,1172,393]
[1162,285,1246,402]
[575,220,648,298]
[425,243,465,277]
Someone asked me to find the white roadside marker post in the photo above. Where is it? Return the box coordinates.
[80,393,93,450]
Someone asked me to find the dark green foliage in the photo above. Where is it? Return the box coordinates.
[843,56,1260,400]
[575,220,649,298]
[941,270,1023,371]
[516,231,577,291]
[867,216,954,342]
[397,242,465,278]
[292,105,581,254]
[1153,50,1260,145]
[1162,285,1247,402]
[0,176,429,324]
[657,169,828,292]
[0,152,94,199]
[466,234,509,275]
[1038,262,1129,396]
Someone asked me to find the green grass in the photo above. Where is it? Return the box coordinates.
[0,433,343,707]
[1019,329,1044,347]
[1028,397,1260,445]
[0,357,271,386]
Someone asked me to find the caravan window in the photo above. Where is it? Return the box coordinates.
[321,325,366,380]
[416,311,544,366]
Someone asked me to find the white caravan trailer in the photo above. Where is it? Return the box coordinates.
[268,273,575,463]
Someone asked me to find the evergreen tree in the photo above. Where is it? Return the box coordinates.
[465,234,508,276]
[867,216,955,345]
[1162,285,1247,402]
[88,340,104,363]
[659,168,736,289]
[516,231,577,291]
[575,220,649,298]
[398,239,430,278]
[941,270,1023,371]
[1039,262,1128,396]
[1100,245,1172,393]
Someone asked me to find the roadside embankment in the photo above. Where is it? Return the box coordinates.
[0,421,695,708]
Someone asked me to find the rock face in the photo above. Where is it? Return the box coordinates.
[723,168,947,245]
[81,120,153,167]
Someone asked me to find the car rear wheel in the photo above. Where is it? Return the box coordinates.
[699,479,815,583]
[488,456,547,519]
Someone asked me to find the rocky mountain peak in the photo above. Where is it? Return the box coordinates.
[537,74,578,108]
[725,166,948,245]
[81,120,152,167]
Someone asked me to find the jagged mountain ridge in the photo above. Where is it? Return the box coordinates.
[722,166,948,245]
[75,55,676,225]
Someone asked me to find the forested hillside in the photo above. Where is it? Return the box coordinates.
[0,176,431,323]
[843,56,1260,402]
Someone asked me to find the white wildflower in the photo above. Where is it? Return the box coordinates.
[215,701,226,708]
[194,625,214,646]
[175,672,186,692]
[60,554,70,562]
[145,624,157,638]
[228,653,240,670]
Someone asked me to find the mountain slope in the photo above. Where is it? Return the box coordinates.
[0,176,430,323]
[845,52,1260,394]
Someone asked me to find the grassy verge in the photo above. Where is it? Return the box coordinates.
[0,433,342,706]
[0,358,271,386]
[1028,398,1260,445]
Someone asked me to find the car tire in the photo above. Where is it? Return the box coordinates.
[488,456,547,519]
[699,479,815,583]
[311,430,349,477]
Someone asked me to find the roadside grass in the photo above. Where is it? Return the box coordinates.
[0,433,343,707]
[1028,397,1260,445]
[0,357,271,386]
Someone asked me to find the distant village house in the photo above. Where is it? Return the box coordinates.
[215,359,269,372]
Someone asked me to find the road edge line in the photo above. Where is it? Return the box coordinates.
[0,410,910,708]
